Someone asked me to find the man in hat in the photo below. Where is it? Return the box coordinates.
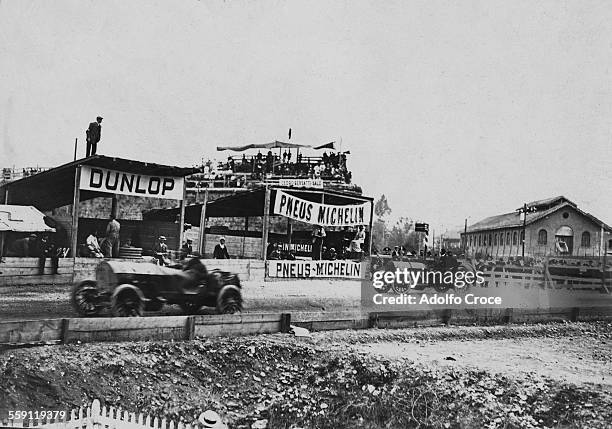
[198,410,227,429]
[154,235,170,265]
[391,246,401,261]
[181,238,193,259]
[311,225,326,260]
[213,237,230,259]
[85,116,103,157]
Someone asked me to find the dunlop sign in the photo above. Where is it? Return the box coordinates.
[268,260,362,279]
[273,190,370,227]
[79,166,185,200]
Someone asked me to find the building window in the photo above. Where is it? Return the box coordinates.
[500,233,504,246]
[513,231,518,245]
[538,229,547,245]
[581,232,591,247]
[488,234,492,246]
[506,232,510,245]
[478,235,482,246]
[494,233,498,245]
[562,212,569,219]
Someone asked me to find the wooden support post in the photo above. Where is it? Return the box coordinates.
[110,195,118,218]
[261,186,271,260]
[242,216,249,258]
[198,190,208,256]
[178,180,187,252]
[0,186,7,258]
[368,200,374,256]
[71,166,81,262]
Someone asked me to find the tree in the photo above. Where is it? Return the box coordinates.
[374,195,392,219]
[387,217,417,251]
[372,219,386,251]
[372,195,392,251]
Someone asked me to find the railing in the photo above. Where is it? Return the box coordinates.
[193,153,352,186]
[1,167,49,182]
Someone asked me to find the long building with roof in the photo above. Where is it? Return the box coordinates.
[461,196,611,259]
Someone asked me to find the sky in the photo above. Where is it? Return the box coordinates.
[1,0,611,233]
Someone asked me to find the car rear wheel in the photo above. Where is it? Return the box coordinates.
[71,280,103,317]
[111,287,144,317]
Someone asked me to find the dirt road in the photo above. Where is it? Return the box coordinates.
[354,329,612,387]
[0,280,361,321]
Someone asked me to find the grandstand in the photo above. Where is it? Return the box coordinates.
[186,140,361,199]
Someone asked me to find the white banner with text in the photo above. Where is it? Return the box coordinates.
[268,260,363,279]
[278,178,323,188]
[80,166,184,200]
[273,190,370,227]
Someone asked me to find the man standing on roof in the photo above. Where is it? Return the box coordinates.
[85,116,103,157]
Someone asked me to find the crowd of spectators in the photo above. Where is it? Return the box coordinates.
[223,150,352,183]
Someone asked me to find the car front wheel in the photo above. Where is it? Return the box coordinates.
[216,285,242,314]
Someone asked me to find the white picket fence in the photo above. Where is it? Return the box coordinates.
[1,400,197,429]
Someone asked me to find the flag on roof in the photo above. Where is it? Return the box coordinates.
[313,141,336,150]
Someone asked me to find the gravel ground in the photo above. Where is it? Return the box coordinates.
[1,322,611,428]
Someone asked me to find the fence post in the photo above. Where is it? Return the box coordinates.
[280,313,291,333]
[60,319,70,344]
[184,316,195,340]
[504,308,513,324]
[442,309,452,325]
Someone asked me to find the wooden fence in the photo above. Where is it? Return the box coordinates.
[0,399,203,429]
[1,306,611,348]
[0,257,266,288]
[474,259,611,293]
[0,313,291,347]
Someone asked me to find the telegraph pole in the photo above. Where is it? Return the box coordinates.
[463,218,468,254]
[521,203,527,258]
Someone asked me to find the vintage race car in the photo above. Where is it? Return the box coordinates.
[71,258,242,317]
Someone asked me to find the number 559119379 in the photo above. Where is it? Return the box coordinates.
[8,411,67,421]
